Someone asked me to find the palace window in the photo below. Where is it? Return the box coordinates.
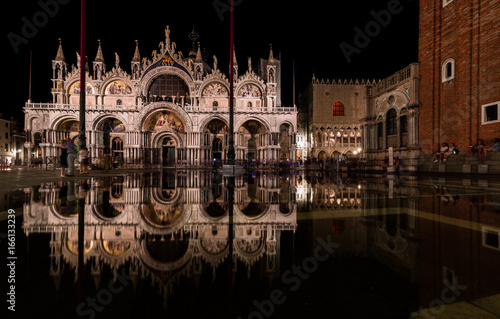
[400,115,408,133]
[442,58,455,82]
[332,102,345,116]
[482,101,500,125]
[386,109,398,135]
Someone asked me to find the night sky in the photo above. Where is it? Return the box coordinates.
[4,0,419,120]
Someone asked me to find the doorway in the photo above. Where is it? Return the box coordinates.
[162,137,176,167]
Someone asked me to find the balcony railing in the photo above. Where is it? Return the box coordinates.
[24,103,297,114]
[371,64,414,96]
[185,105,297,113]
[24,103,138,111]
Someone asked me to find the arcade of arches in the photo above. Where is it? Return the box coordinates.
[24,26,297,166]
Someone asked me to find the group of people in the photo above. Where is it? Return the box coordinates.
[471,138,500,157]
[434,138,500,163]
[433,142,459,162]
[59,138,89,177]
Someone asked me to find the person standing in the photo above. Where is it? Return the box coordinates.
[59,141,68,177]
[65,138,76,176]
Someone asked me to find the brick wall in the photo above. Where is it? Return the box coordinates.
[309,81,367,127]
[418,0,500,155]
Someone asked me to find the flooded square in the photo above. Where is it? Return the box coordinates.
[1,170,499,318]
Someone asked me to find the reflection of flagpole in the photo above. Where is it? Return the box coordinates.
[227,4,236,316]
[227,0,235,165]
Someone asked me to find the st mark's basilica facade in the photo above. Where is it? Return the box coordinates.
[24,26,298,167]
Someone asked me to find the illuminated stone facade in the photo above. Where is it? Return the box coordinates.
[23,26,297,166]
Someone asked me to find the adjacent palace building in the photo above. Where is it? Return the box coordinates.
[24,26,297,167]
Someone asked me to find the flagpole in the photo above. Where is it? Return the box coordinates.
[227,0,235,166]
[28,51,32,103]
[79,0,86,149]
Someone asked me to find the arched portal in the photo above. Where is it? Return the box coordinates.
[239,120,267,163]
[96,118,126,157]
[204,119,228,166]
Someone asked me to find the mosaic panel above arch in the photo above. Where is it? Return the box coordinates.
[236,238,262,254]
[145,111,185,133]
[97,118,126,132]
[202,82,228,97]
[142,203,184,227]
[105,80,133,95]
[238,84,262,97]
[102,240,131,256]
[69,81,94,94]
[57,119,79,132]
[238,120,266,134]
[204,119,228,134]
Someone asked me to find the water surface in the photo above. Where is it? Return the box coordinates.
[2,171,500,319]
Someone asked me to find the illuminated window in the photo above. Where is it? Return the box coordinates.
[332,102,345,116]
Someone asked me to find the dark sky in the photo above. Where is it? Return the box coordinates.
[4,0,419,120]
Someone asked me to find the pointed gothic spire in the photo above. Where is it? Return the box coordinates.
[55,38,65,62]
[195,42,202,62]
[268,44,275,64]
[95,40,104,62]
[233,46,238,65]
[132,40,141,62]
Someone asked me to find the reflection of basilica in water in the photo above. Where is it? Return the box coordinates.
[21,171,500,315]
[22,171,297,305]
